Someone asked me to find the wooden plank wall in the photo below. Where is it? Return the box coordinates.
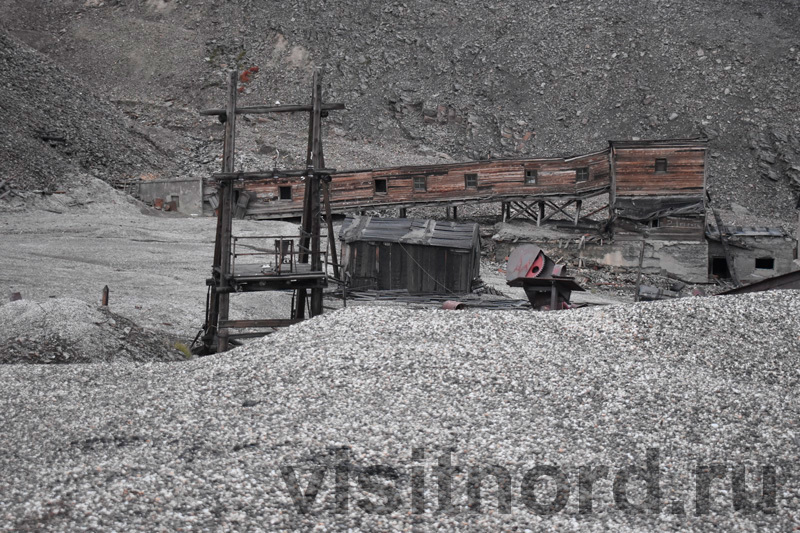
[206,141,708,218]
[614,146,706,198]
[344,241,476,293]
[232,150,611,217]
[614,216,706,241]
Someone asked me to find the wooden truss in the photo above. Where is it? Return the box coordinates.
[500,189,611,226]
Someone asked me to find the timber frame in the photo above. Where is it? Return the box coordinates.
[196,70,343,354]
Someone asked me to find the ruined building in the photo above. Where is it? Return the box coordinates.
[203,137,796,284]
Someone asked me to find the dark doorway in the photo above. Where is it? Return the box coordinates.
[710,256,730,279]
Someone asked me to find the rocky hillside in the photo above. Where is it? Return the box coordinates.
[0,30,181,193]
[1,0,799,222]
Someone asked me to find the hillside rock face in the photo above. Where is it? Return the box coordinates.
[0,30,179,192]
[1,0,799,221]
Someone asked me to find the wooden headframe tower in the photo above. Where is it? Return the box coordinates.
[196,69,344,354]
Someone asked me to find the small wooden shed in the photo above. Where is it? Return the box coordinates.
[339,215,481,294]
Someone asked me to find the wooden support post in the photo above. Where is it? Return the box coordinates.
[300,69,325,318]
[101,285,109,306]
[634,236,646,302]
[537,201,544,226]
[452,206,458,221]
[707,191,740,287]
[550,283,558,311]
[399,207,407,218]
[501,202,507,223]
[574,199,582,226]
[322,179,339,279]
[295,289,306,319]
[609,145,617,227]
[204,70,238,354]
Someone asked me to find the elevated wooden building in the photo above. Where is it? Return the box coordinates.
[205,138,708,237]
[610,139,707,241]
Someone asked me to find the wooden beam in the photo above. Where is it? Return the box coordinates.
[506,202,524,221]
[707,191,740,287]
[202,71,239,354]
[212,168,336,181]
[511,201,540,221]
[582,203,610,220]
[219,319,302,329]
[200,102,345,117]
[323,179,340,279]
[541,199,576,223]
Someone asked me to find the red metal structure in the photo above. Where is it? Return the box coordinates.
[505,244,584,310]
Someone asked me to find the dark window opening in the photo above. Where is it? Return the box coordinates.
[710,257,731,279]
[755,257,774,270]
[374,178,388,194]
[655,158,668,173]
[525,169,538,185]
[279,186,292,200]
[649,218,660,228]
[465,173,478,188]
[413,175,427,191]
[576,167,589,182]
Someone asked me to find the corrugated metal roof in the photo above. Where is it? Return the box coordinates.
[707,225,787,238]
[340,216,479,250]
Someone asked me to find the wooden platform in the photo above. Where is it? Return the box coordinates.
[207,262,327,293]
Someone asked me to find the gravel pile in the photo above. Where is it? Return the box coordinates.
[0,30,178,193]
[0,298,184,364]
[0,292,798,530]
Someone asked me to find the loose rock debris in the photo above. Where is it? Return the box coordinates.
[0,298,184,364]
[0,292,798,530]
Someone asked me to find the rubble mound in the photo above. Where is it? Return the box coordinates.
[1,292,797,529]
[0,30,177,193]
[0,298,185,364]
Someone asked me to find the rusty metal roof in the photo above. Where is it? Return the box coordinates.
[339,215,479,250]
[707,225,788,238]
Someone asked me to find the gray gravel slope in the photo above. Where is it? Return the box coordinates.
[0,292,798,530]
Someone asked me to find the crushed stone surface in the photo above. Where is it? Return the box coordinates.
[0,292,798,530]
[0,298,184,364]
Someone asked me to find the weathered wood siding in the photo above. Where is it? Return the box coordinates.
[205,140,708,220]
[613,143,706,198]
[344,242,477,294]
[614,216,706,241]
[232,150,611,217]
